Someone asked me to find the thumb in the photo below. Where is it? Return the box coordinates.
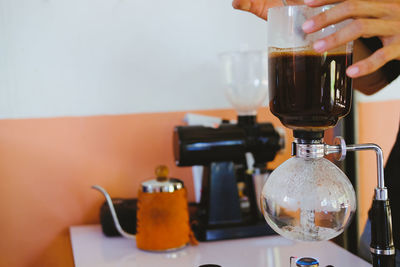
[232,0,272,20]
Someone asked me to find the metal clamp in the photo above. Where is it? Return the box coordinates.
[292,136,387,200]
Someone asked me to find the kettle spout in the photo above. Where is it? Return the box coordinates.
[92,185,136,239]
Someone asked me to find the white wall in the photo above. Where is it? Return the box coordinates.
[0,0,268,119]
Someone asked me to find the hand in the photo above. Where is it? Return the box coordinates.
[302,0,400,78]
[232,0,303,20]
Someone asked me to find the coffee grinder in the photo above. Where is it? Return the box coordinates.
[261,6,395,267]
[173,51,285,241]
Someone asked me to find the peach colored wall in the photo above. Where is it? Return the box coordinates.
[0,107,293,267]
[357,100,400,236]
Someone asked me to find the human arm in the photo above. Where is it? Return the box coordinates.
[232,0,400,94]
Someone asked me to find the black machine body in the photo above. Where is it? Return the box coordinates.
[173,115,283,241]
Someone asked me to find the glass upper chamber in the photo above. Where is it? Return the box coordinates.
[261,157,356,241]
[267,5,353,131]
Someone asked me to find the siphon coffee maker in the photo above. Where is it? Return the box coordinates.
[261,5,395,267]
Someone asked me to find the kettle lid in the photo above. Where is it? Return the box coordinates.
[141,165,184,193]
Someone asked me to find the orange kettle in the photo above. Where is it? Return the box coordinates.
[93,165,197,251]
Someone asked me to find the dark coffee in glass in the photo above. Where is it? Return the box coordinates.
[267,5,353,131]
[269,49,353,130]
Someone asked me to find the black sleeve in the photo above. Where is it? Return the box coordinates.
[363,37,400,248]
[382,128,400,248]
[360,37,400,83]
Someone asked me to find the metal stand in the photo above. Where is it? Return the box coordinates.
[292,136,396,267]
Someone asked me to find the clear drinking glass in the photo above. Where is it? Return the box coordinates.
[267,5,353,131]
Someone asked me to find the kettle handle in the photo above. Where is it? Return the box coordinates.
[92,185,136,239]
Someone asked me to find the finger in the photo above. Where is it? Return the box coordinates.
[302,1,395,34]
[382,35,400,47]
[232,0,273,20]
[312,19,400,53]
[232,0,251,11]
[287,0,306,4]
[346,44,400,77]
[303,0,380,8]
[304,0,344,7]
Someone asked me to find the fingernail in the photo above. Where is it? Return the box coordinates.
[302,20,314,32]
[304,0,314,5]
[313,40,326,52]
[347,66,359,77]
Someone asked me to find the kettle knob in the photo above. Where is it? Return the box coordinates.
[155,165,168,182]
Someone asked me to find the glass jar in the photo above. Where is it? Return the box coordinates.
[267,5,353,131]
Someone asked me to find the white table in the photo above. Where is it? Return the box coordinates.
[70,225,371,267]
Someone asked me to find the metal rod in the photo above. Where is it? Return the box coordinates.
[324,145,341,155]
[296,137,387,200]
[324,139,386,200]
[345,144,385,190]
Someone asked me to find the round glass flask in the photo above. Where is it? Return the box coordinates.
[261,157,356,241]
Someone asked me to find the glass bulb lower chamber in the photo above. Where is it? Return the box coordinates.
[261,157,356,241]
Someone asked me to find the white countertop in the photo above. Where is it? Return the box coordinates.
[70,225,371,267]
